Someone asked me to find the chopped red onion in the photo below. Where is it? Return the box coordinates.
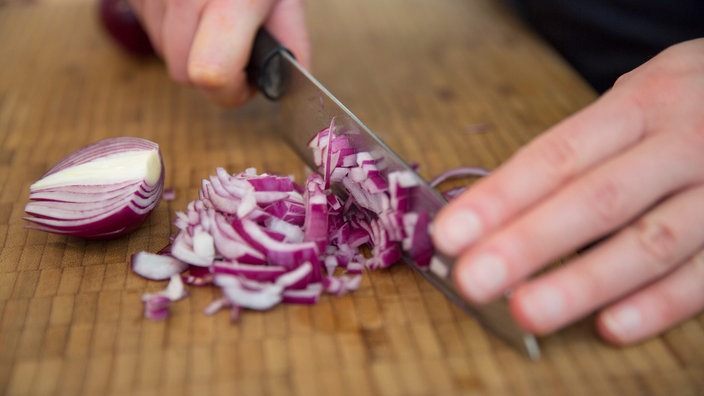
[203,297,231,315]
[323,274,362,296]
[162,188,176,201]
[281,283,324,305]
[24,137,164,239]
[141,274,187,320]
[131,124,455,321]
[428,166,490,188]
[142,294,171,321]
[428,166,490,201]
[132,251,188,280]
[214,273,291,310]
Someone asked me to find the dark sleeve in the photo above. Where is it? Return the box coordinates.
[507,0,704,92]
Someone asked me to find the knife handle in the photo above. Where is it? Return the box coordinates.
[246,29,292,100]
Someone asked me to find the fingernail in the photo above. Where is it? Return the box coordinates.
[521,285,566,327]
[603,306,642,339]
[432,209,483,256]
[189,62,227,88]
[458,253,507,302]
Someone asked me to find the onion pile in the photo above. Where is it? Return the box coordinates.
[24,137,165,239]
[133,125,434,320]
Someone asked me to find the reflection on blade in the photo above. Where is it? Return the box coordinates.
[274,51,540,360]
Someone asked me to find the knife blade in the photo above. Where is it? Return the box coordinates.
[247,29,540,360]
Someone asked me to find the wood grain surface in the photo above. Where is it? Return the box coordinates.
[1,1,703,395]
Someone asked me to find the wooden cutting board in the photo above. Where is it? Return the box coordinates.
[1,1,702,395]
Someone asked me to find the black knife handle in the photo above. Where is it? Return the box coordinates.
[246,29,292,100]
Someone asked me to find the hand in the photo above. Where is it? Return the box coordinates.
[432,39,704,346]
[128,0,311,107]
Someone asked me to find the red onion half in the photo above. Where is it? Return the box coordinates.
[24,137,165,239]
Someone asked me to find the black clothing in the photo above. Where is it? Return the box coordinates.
[508,0,704,92]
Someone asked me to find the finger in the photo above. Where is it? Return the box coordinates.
[137,0,165,56]
[509,183,704,335]
[596,250,704,345]
[127,0,146,26]
[265,0,312,70]
[187,0,275,107]
[433,40,704,259]
[453,123,704,304]
[432,89,645,257]
[160,0,207,84]
[127,0,145,20]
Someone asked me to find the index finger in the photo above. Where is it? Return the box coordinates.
[432,89,645,257]
[187,0,276,107]
[264,0,311,71]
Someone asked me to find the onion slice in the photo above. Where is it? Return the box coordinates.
[132,251,189,280]
[24,137,165,239]
[141,274,187,320]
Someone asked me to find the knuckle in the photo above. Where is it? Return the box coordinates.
[625,47,704,113]
[633,219,679,272]
[613,69,636,88]
[534,136,579,181]
[581,177,626,225]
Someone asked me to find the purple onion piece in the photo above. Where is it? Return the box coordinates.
[24,137,164,240]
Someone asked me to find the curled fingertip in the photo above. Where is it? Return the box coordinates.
[203,83,255,108]
[597,305,644,346]
[508,290,542,335]
[188,56,252,108]
[188,61,230,90]
[509,284,567,335]
[431,208,483,256]
[453,252,508,304]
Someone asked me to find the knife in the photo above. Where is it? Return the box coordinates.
[247,29,541,360]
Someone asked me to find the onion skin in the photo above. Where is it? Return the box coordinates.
[24,137,165,240]
[98,0,155,57]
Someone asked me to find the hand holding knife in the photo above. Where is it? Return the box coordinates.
[246,29,541,360]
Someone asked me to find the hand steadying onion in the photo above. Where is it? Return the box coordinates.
[24,137,165,239]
